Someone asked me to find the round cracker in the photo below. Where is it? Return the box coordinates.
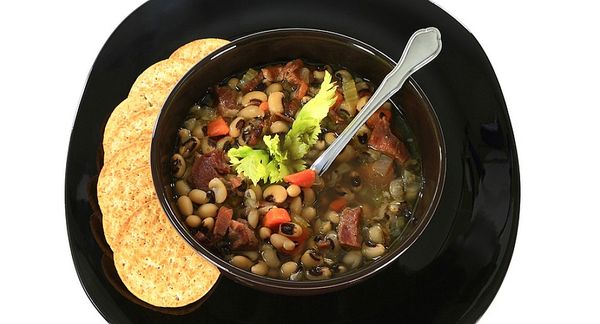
[98,38,229,308]
[169,38,229,65]
[97,139,153,249]
[102,95,153,161]
[114,201,219,308]
[128,59,191,109]
[103,108,156,161]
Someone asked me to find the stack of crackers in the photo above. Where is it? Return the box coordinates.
[97,38,229,307]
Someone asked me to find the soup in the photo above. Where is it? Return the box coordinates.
[170,59,422,280]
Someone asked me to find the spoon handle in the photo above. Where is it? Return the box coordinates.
[311,27,442,175]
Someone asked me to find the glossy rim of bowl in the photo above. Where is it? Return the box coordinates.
[151,27,446,294]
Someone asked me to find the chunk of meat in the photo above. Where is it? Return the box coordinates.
[239,71,264,92]
[338,207,362,248]
[228,219,259,250]
[315,236,334,250]
[215,86,240,118]
[261,65,283,82]
[282,59,304,86]
[359,154,395,187]
[368,117,410,163]
[213,206,233,237]
[189,150,230,191]
[285,98,302,119]
[226,175,243,190]
[194,231,210,244]
[241,118,265,146]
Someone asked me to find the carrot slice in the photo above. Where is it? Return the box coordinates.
[329,197,348,212]
[259,101,269,112]
[295,81,309,99]
[263,208,291,229]
[331,90,344,109]
[207,117,230,137]
[283,169,316,188]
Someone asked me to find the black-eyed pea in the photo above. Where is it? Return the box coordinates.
[259,226,272,240]
[250,184,263,200]
[175,179,191,196]
[325,210,340,224]
[289,196,302,215]
[197,203,218,218]
[355,125,370,145]
[324,132,337,145]
[279,222,303,238]
[280,261,299,279]
[183,118,196,131]
[286,184,301,198]
[229,117,245,138]
[238,105,264,119]
[171,154,186,178]
[389,178,405,201]
[177,196,194,216]
[185,215,202,228]
[319,220,332,234]
[270,233,294,251]
[342,250,363,269]
[313,70,325,81]
[283,240,296,251]
[270,121,290,134]
[178,128,191,143]
[301,188,316,205]
[265,82,283,95]
[267,91,284,114]
[240,251,259,261]
[301,249,322,268]
[208,178,227,203]
[306,266,332,280]
[231,255,254,271]
[216,136,234,151]
[368,225,385,244]
[261,244,280,268]
[188,189,208,204]
[258,204,276,215]
[263,185,288,204]
[251,261,269,276]
[241,91,267,106]
[179,136,201,158]
[201,136,215,154]
[202,217,214,231]
[301,207,317,222]
[356,95,371,111]
[227,77,239,89]
[362,243,385,259]
[247,209,259,229]
[191,125,204,139]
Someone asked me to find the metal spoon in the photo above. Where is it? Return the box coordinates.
[310,27,442,175]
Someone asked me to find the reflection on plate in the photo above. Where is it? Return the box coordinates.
[65,0,519,322]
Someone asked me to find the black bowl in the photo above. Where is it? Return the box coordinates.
[151,28,446,295]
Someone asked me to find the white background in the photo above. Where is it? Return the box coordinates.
[1,0,598,323]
